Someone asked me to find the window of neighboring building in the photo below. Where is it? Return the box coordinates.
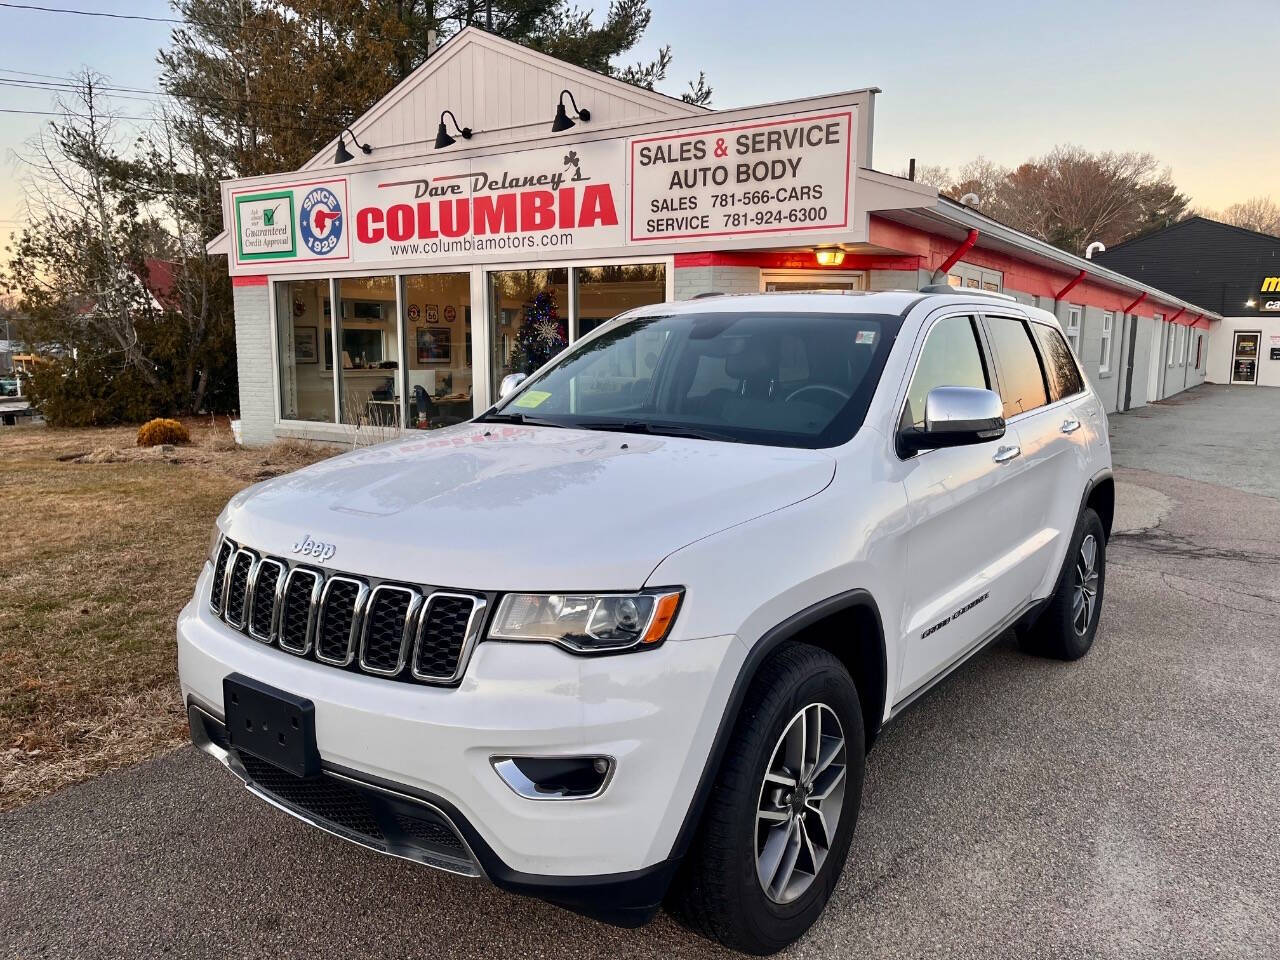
[1031,322,1085,401]
[901,314,988,431]
[1195,332,1203,369]
[986,315,1049,418]
[1064,305,1082,356]
[1175,324,1186,366]
[1099,311,1114,374]
[1167,321,1177,366]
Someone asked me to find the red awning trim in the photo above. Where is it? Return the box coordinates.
[232,275,268,287]
[1054,270,1087,301]
[937,229,980,275]
[1120,291,1148,315]
[672,251,921,271]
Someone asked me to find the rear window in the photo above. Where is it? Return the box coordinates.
[985,315,1049,418]
[1031,322,1085,401]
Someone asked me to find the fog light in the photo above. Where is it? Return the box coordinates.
[491,755,614,800]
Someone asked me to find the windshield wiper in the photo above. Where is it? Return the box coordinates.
[574,420,741,443]
[475,411,568,428]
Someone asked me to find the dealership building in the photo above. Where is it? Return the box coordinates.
[1097,217,1280,388]
[210,28,1222,446]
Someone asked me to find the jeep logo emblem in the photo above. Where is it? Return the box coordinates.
[291,535,336,563]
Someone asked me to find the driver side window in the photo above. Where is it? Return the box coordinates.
[902,315,988,430]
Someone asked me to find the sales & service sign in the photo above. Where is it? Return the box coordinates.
[628,110,853,242]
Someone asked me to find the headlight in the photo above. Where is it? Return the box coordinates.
[489,589,683,653]
[208,526,224,564]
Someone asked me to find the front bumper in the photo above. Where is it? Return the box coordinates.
[177,563,743,907]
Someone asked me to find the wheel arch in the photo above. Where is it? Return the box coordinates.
[1085,469,1115,540]
[668,588,886,862]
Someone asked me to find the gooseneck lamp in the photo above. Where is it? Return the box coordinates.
[434,110,473,149]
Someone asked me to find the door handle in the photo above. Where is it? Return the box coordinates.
[993,444,1021,463]
[1061,418,1082,434]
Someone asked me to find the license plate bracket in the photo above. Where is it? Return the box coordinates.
[224,673,320,778]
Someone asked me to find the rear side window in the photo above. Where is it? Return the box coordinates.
[902,314,988,429]
[1031,322,1085,401]
[985,315,1048,418]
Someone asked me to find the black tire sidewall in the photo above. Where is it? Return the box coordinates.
[723,649,866,949]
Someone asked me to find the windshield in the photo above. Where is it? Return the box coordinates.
[484,310,900,448]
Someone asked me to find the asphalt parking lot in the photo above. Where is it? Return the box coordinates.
[3,384,1278,959]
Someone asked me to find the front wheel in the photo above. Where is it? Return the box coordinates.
[1021,507,1106,660]
[668,645,865,955]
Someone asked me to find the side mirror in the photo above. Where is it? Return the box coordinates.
[498,372,528,399]
[899,386,1005,455]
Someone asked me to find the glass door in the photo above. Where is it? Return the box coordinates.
[401,271,475,428]
[1231,331,1260,384]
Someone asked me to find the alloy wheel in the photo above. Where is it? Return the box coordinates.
[1073,533,1100,635]
[755,703,847,904]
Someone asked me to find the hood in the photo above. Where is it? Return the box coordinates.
[220,423,835,591]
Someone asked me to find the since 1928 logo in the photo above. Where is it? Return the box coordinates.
[299,186,344,256]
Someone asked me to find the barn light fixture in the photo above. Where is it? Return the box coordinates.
[434,110,473,149]
[334,127,372,164]
[814,248,846,267]
[551,89,590,132]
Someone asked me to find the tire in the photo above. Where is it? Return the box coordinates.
[668,645,865,955]
[1020,507,1106,660]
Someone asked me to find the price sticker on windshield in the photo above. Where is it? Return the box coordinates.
[513,390,551,409]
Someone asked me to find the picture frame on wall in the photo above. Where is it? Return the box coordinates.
[416,326,452,364]
[294,326,319,363]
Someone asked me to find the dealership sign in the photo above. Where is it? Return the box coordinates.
[227,107,857,274]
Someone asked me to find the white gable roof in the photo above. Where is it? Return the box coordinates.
[299,26,706,171]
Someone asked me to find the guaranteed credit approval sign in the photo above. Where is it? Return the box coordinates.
[628,110,853,242]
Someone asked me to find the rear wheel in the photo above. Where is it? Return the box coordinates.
[1021,507,1106,660]
[668,645,865,955]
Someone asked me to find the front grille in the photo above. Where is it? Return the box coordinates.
[316,577,363,666]
[210,540,234,614]
[360,585,419,675]
[414,594,481,681]
[232,750,477,873]
[208,537,487,686]
[224,550,255,628]
[248,559,284,641]
[278,569,320,655]
[238,753,384,840]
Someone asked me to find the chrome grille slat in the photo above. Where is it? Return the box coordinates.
[248,558,285,642]
[278,568,321,656]
[223,549,257,629]
[210,542,484,686]
[359,585,422,677]
[209,539,234,614]
[413,593,487,683]
[315,576,368,667]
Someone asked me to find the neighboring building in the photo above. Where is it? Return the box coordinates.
[1097,217,1280,388]
[208,28,1220,446]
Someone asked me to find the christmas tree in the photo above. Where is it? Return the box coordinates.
[508,289,568,374]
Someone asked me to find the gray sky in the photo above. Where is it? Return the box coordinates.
[1,0,1277,240]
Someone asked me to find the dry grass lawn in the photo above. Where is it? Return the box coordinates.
[0,418,334,812]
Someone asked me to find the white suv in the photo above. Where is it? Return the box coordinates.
[179,289,1112,954]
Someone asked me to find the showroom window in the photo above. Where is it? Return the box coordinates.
[274,278,336,423]
[1099,312,1114,374]
[334,276,397,427]
[402,272,473,430]
[486,262,667,400]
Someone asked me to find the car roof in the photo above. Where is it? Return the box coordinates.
[643,289,1056,317]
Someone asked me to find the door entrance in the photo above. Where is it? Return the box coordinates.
[1121,315,1139,411]
[762,270,866,292]
[1231,331,1261,384]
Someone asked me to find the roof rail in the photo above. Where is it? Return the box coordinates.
[918,283,1018,302]
[691,291,726,299]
